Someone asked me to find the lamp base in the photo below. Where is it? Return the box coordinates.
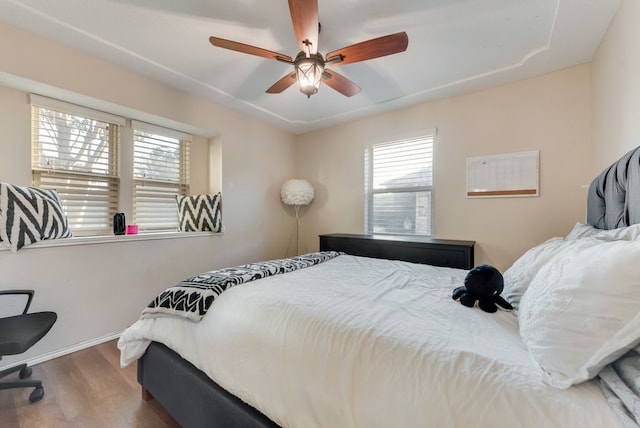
[294,205,308,255]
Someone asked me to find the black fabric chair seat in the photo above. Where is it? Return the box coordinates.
[0,290,57,403]
[0,312,57,355]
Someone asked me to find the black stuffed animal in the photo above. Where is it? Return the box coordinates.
[452,264,513,313]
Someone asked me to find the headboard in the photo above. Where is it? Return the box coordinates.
[587,146,640,230]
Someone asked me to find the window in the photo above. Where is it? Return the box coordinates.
[364,134,434,236]
[132,121,190,232]
[30,96,194,237]
[31,96,123,236]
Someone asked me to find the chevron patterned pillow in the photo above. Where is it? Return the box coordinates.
[0,182,72,252]
[176,193,223,232]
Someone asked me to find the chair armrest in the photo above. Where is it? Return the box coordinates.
[0,289,35,314]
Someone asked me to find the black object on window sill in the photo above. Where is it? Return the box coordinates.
[113,213,126,235]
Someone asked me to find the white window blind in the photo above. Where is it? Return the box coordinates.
[31,98,121,236]
[132,121,190,231]
[364,135,434,236]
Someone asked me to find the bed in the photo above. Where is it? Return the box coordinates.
[118,146,640,428]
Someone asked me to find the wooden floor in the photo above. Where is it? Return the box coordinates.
[0,340,179,428]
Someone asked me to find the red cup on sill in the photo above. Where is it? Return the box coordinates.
[126,224,139,235]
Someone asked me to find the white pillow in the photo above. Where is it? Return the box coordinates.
[502,238,570,310]
[519,238,640,389]
[564,223,600,240]
[591,223,640,241]
[565,222,640,241]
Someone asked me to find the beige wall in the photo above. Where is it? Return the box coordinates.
[1,0,637,367]
[295,65,593,271]
[0,22,295,366]
[591,0,640,172]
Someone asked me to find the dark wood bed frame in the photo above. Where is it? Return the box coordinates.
[138,140,639,428]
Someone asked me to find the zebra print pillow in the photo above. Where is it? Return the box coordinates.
[176,192,223,232]
[0,183,72,252]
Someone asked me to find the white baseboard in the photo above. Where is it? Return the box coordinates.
[0,331,124,371]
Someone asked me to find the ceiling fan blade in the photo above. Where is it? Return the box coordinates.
[326,32,409,65]
[209,36,292,62]
[322,69,361,97]
[266,72,297,94]
[288,0,319,54]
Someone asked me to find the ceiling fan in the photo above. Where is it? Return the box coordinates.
[209,0,409,98]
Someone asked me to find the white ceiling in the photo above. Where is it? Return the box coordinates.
[0,0,621,134]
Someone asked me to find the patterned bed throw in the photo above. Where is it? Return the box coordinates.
[142,251,343,322]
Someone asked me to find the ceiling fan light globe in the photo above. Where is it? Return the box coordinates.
[295,54,324,98]
[299,85,318,98]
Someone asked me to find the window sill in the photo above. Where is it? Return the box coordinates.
[0,231,222,252]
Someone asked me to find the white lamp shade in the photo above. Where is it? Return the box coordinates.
[281,179,314,206]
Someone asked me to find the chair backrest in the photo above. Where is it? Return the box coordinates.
[0,290,34,318]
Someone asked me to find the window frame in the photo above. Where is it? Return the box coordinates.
[29,95,197,238]
[364,132,436,237]
[132,120,191,232]
[30,95,124,236]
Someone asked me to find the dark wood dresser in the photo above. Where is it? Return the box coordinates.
[319,233,475,269]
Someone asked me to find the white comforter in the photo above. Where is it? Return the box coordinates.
[119,255,621,428]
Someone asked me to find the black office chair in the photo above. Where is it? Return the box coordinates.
[0,290,57,403]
